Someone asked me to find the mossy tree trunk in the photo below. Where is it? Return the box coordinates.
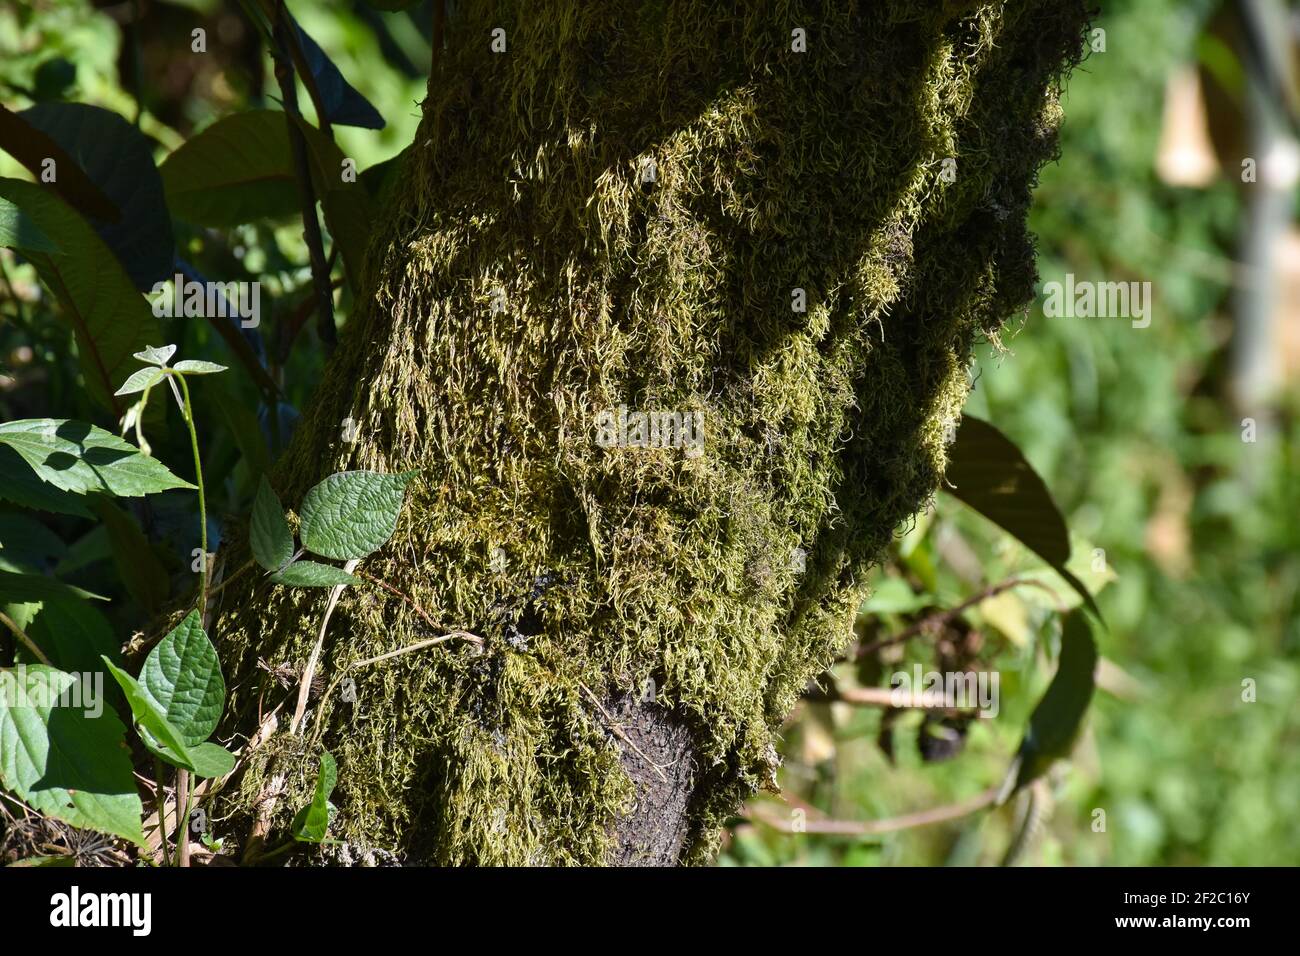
[211,0,1090,865]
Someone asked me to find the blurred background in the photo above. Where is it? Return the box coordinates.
[1,0,1296,866]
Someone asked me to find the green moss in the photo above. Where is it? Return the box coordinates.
[211,0,1089,864]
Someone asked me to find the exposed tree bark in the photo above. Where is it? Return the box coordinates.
[210,0,1091,865]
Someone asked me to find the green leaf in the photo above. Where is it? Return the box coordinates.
[285,15,385,130]
[0,179,163,414]
[292,752,337,842]
[20,597,122,679]
[944,415,1100,619]
[19,104,175,290]
[0,665,146,847]
[0,512,67,569]
[134,344,177,367]
[251,477,293,571]
[113,366,166,397]
[172,360,228,375]
[101,657,197,772]
[159,110,310,228]
[182,741,236,780]
[139,611,225,747]
[18,103,174,290]
[0,419,194,497]
[0,446,92,517]
[0,570,106,604]
[1006,610,1099,795]
[0,197,57,252]
[270,560,359,588]
[299,470,416,560]
[92,499,170,616]
[0,104,119,222]
[141,737,234,780]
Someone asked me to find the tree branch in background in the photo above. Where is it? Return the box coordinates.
[850,576,1067,661]
[270,3,336,354]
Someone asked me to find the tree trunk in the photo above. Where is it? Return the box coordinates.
[210,0,1090,865]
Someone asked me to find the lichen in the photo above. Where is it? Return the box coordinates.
[210,0,1090,864]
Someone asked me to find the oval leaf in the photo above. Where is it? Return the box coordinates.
[270,560,359,588]
[251,476,293,571]
[0,665,146,847]
[139,611,225,747]
[1006,610,1099,795]
[19,103,174,289]
[172,360,228,375]
[113,366,166,397]
[292,751,337,842]
[299,470,415,560]
[945,415,1100,618]
[102,657,197,773]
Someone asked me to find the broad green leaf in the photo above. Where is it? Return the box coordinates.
[251,476,293,571]
[299,470,416,560]
[172,360,228,375]
[182,741,236,780]
[19,597,122,679]
[292,751,338,843]
[113,366,166,397]
[0,419,194,497]
[1006,610,1099,795]
[134,344,177,367]
[139,611,224,747]
[140,736,234,780]
[101,657,197,772]
[92,499,170,616]
[0,445,92,517]
[159,110,311,227]
[0,104,119,221]
[53,526,112,577]
[270,560,359,588]
[19,103,174,289]
[0,180,162,413]
[0,197,57,252]
[0,665,146,847]
[0,513,66,570]
[944,415,1100,619]
[0,570,106,604]
[285,15,385,130]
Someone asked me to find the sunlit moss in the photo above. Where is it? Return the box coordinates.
[211,0,1089,864]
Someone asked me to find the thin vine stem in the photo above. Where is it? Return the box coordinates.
[173,371,208,618]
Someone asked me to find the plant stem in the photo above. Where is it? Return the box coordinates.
[270,3,337,353]
[176,769,191,867]
[0,610,52,666]
[208,558,255,600]
[152,757,172,867]
[173,370,204,870]
[174,372,208,618]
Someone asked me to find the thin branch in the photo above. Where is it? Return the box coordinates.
[290,558,359,735]
[748,786,999,836]
[0,610,52,666]
[813,684,979,716]
[579,683,670,783]
[270,3,337,353]
[852,577,1067,660]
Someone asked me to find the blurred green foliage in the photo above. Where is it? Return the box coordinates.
[0,0,1295,866]
[725,0,1300,867]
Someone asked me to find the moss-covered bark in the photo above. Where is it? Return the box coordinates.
[210,0,1090,864]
